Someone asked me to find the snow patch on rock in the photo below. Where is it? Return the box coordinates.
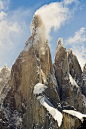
[37,96,63,127]
[63,110,86,122]
[69,74,78,87]
[33,83,47,95]
[34,83,63,127]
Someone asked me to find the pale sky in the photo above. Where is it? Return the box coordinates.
[0,0,86,70]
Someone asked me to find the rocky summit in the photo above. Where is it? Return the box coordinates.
[0,14,86,129]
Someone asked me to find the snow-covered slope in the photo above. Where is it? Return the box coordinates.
[34,83,63,127]
[63,110,86,122]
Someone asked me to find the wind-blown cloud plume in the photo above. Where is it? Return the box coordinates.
[35,0,78,39]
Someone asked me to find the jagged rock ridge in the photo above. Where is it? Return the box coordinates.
[0,14,86,129]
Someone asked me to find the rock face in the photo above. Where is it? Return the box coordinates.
[68,48,82,87]
[0,64,11,129]
[82,63,86,96]
[0,64,10,92]
[61,111,82,129]
[0,64,10,107]
[2,14,60,128]
[54,38,85,113]
[0,14,86,129]
[54,38,69,101]
[83,64,86,74]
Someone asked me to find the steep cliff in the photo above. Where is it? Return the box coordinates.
[54,38,69,101]
[0,64,11,129]
[0,64,11,107]
[68,48,82,87]
[54,38,86,113]
[82,63,86,97]
[2,14,60,128]
[0,14,86,129]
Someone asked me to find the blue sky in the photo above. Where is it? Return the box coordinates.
[0,0,86,70]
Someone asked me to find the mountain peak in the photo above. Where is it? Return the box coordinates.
[0,63,10,73]
[57,38,64,48]
[3,63,7,68]
[0,12,86,129]
[68,48,73,54]
[31,14,46,37]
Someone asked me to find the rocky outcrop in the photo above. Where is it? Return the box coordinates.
[54,38,86,113]
[83,64,86,74]
[61,111,82,129]
[0,64,10,92]
[54,38,69,101]
[0,111,9,129]
[0,64,10,107]
[82,63,86,96]
[68,48,82,87]
[0,65,11,129]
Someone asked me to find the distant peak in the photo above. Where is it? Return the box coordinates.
[3,63,7,68]
[68,48,73,54]
[57,38,64,48]
[0,63,7,72]
[68,48,75,55]
[1,63,10,72]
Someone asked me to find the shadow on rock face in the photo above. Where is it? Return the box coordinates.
[77,118,86,129]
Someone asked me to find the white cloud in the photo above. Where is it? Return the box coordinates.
[0,0,3,10]
[0,7,31,49]
[35,0,79,39]
[65,27,86,69]
[63,0,79,5]
[0,8,21,49]
[35,3,69,39]
[66,27,86,45]
[0,20,20,48]
[0,0,10,11]
[0,11,7,20]
[73,45,86,69]
[79,4,85,10]
[0,0,32,68]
